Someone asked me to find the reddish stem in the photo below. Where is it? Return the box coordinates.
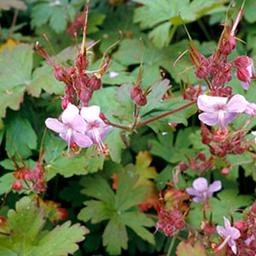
[136,100,196,128]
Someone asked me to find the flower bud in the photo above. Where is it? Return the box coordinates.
[179,162,188,172]
[220,36,236,55]
[61,96,71,110]
[79,88,92,106]
[89,75,102,91]
[54,65,65,81]
[221,168,230,175]
[130,86,147,106]
[12,181,22,191]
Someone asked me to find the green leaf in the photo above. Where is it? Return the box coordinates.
[78,200,112,223]
[0,44,33,118]
[32,222,87,256]
[8,197,45,242]
[103,216,128,255]
[133,0,226,47]
[115,171,147,211]
[105,128,126,163]
[5,112,37,159]
[80,176,115,204]
[45,150,104,180]
[0,196,88,256]
[148,22,172,48]
[49,6,68,34]
[121,211,155,244]
[87,12,106,34]
[150,128,195,163]
[27,65,63,97]
[79,171,154,255]
[0,173,15,195]
[31,0,76,33]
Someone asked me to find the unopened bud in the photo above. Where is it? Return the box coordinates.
[220,36,236,55]
[12,181,22,191]
[130,86,147,106]
[56,208,68,221]
[179,162,188,172]
[220,168,230,175]
[79,88,92,106]
[61,96,71,110]
[89,75,102,91]
[54,65,65,81]
[197,152,206,161]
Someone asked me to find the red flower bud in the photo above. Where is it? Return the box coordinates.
[221,168,230,176]
[79,88,92,106]
[179,162,188,172]
[89,75,102,91]
[12,181,22,191]
[56,208,68,221]
[54,65,65,81]
[61,96,71,110]
[236,67,250,82]
[220,36,236,55]
[130,86,147,106]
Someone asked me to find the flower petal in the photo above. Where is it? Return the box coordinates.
[216,226,226,237]
[197,95,227,112]
[230,227,241,240]
[69,115,87,133]
[240,81,250,90]
[192,177,208,192]
[73,132,93,148]
[45,118,64,133]
[224,217,231,229]
[198,112,219,126]
[227,94,247,113]
[228,239,238,255]
[186,188,200,197]
[61,103,79,124]
[192,196,204,203]
[209,180,222,193]
[223,112,237,126]
[81,105,101,122]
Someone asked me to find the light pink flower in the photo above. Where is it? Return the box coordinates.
[81,105,111,155]
[197,94,247,129]
[45,103,93,150]
[217,217,241,255]
[186,177,221,202]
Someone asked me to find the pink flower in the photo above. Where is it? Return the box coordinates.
[197,94,247,129]
[45,103,93,150]
[217,217,241,254]
[80,105,111,155]
[186,177,221,202]
[233,56,255,90]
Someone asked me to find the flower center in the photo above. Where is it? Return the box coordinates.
[92,128,109,156]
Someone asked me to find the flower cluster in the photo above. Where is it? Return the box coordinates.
[36,42,110,109]
[190,6,255,93]
[12,162,46,193]
[45,103,110,155]
[156,208,185,237]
